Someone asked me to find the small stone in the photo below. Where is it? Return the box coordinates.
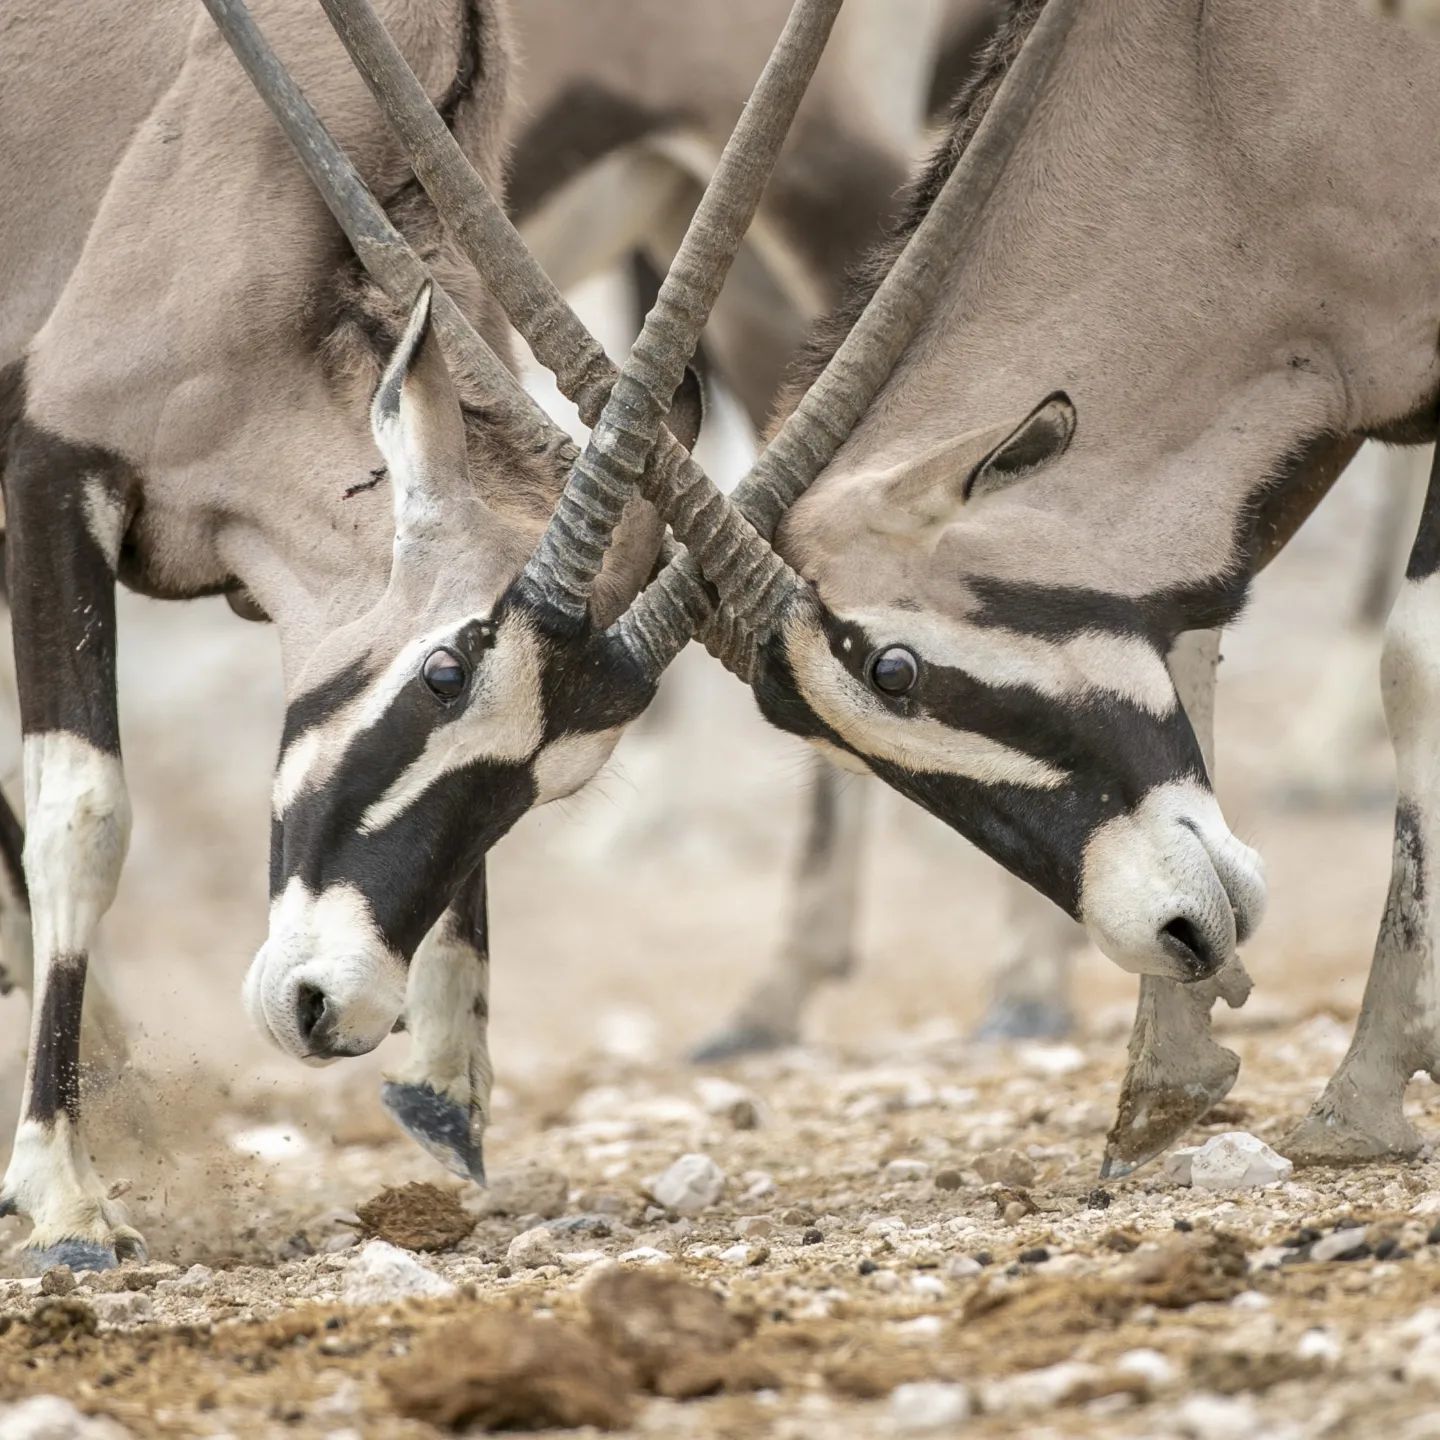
[342,1241,456,1305]
[736,1216,774,1239]
[1174,1219,1195,1233]
[717,1244,753,1265]
[911,1275,945,1299]
[1002,1201,1029,1225]
[1375,1237,1400,1260]
[91,1291,154,1327]
[1162,1147,1198,1187]
[1084,1187,1114,1210]
[617,1247,668,1265]
[1311,1229,1371,1264]
[476,1165,569,1220]
[945,1256,982,1279]
[982,1362,1105,1415]
[1018,1247,1050,1264]
[884,1159,930,1181]
[0,1396,133,1438]
[857,1260,878,1276]
[1115,1348,1176,1390]
[1188,1133,1293,1191]
[1284,1227,1322,1248]
[974,1251,994,1267]
[888,1381,972,1433]
[646,1154,725,1215]
[156,1264,214,1296]
[507,1226,561,1269]
[974,1149,1038,1187]
[1296,1329,1342,1366]
[742,1173,775,1201]
[1428,1222,1440,1245]
[783,1208,814,1227]
[1404,1333,1440,1386]
[695,1078,763,1130]
[1167,1393,1260,1440]
[39,1267,76,1297]
[934,1170,964,1192]
[801,1228,823,1246]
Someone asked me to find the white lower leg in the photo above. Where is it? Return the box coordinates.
[1289,569,1440,1160]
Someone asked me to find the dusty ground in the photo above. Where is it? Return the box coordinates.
[0,322,1434,1435]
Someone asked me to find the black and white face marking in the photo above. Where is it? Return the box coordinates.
[755,589,1265,983]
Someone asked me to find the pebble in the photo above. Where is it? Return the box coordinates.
[736,1216,775,1239]
[911,1275,945,1298]
[982,1362,1105,1415]
[1297,1329,1342,1366]
[90,1292,154,1327]
[695,1078,763,1129]
[155,1264,215,1296]
[945,1256,982,1280]
[934,1169,964,1192]
[476,1165,569,1220]
[975,1149,1038,1187]
[891,1315,944,1340]
[1311,1230,1371,1264]
[742,1172,776,1201]
[1167,1392,1261,1440]
[617,1246,668,1264]
[1165,1132,1293,1191]
[884,1159,930,1182]
[0,1396,133,1439]
[1018,1247,1050,1265]
[646,1154,725,1215]
[507,1226,562,1269]
[1114,1348,1177,1390]
[888,1381,972,1433]
[1404,1333,1440,1387]
[801,1228,823,1246]
[342,1241,456,1305]
[38,1268,76,1297]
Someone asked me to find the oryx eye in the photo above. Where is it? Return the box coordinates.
[421,647,467,700]
[870,646,919,696]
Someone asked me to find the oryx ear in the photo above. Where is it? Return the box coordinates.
[867,392,1076,533]
[370,285,469,541]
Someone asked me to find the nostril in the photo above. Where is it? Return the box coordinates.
[1160,916,1215,976]
[296,983,328,1043]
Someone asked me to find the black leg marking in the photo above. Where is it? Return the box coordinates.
[27,956,86,1125]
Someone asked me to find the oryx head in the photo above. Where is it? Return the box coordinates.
[245,290,668,1060]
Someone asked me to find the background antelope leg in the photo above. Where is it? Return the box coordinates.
[0,425,145,1271]
[1286,450,1440,1162]
[1102,629,1254,1177]
[382,861,490,1184]
[972,875,1081,1041]
[690,756,866,1062]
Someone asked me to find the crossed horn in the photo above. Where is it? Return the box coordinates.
[202,0,1082,681]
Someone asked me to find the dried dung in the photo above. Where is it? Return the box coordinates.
[384,1313,634,1430]
[356,1182,474,1252]
[584,1267,753,1398]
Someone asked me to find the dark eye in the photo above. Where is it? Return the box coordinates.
[870,646,919,696]
[421,647,467,700]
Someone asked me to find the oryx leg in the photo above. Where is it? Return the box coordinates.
[972,875,1081,1041]
[1101,629,1254,1178]
[690,757,866,1063]
[1285,458,1440,1163]
[0,425,143,1271]
[382,861,489,1184]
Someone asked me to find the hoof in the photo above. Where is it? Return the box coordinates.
[18,1228,147,1276]
[381,1080,485,1184]
[1101,1049,1240,1180]
[688,1022,793,1065]
[1282,1106,1423,1167]
[972,998,1075,1043]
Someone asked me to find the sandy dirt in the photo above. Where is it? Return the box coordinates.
[0,358,1433,1435]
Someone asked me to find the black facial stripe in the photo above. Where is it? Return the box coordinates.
[535,617,657,744]
[27,957,87,1124]
[280,664,374,760]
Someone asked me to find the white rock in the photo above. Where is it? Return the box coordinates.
[891,1315,944,1341]
[0,1397,132,1438]
[741,1171,776,1201]
[1163,1133,1292,1191]
[90,1292,153,1327]
[1404,1333,1440,1387]
[1114,1348,1177,1389]
[342,1241,456,1305]
[647,1154,725,1215]
[507,1226,561,1269]
[1162,1148,1198,1186]
[982,1362,1104,1415]
[1310,1229,1370,1263]
[1400,1308,1440,1341]
[156,1263,214,1296]
[1230,1290,1271,1310]
[736,1216,775,1239]
[888,1382,972,1433]
[617,1246,669,1264]
[1168,1393,1261,1440]
[945,1256,983,1280]
[1017,1043,1086,1078]
[910,1275,946,1299]
[717,1244,756,1266]
[1296,1329,1341,1366]
[884,1159,930,1181]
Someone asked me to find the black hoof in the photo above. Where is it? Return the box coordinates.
[688,1022,791,1065]
[971,998,1076,1043]
[20,1239,122,1275]
[1097,1154,1139,1182]
[381,1080,485,1184]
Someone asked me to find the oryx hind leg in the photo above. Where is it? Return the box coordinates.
[972,878,1080,1041]
[1286,451,1440,1163]
[0,421,143,1272]
[690,757,865,1063]
[1101,629,1254,1178]
[382,861,489,1184]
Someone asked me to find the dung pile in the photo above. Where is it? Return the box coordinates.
[355,1182,474,1252]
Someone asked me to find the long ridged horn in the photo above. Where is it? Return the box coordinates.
[616,0,1089,680]
[200,0,574,477]
[318,0,839,630]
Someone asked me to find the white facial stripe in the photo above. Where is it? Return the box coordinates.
[788,626,1067,790]
[843,607,1178,718]
[358,617,546,834]
[532,728,623,806]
